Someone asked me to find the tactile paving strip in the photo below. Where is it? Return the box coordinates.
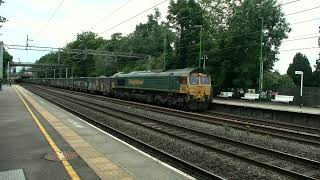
[0,169,26,180]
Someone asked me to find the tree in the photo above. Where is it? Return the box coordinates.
[167,0,206,68]
[264,71,295,90]
[287,53,313,87]
[64,32,107,77]
[35,52,60,78]
[3,48,13,78]
[0,0,7,29]
[313,58,320,87]
[315,58,320,71]
[96,9,175,75]
[214,0,290,88]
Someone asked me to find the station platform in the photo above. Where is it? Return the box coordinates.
[0,85,192,180]
[212,98,320,115]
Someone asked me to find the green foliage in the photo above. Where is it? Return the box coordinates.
[65,32,107,77]
[36,9,173,78]
[287,53,313,87]
[167,0,205,68]
[209,0,290,88]
[264,71,295,90]
[315,59,320,71]
[313,59,320,87]
[0,1,7,28]
[0,16,6,21]
[313,71,320,87]
[3,48,13,78]
[36,1,290,88]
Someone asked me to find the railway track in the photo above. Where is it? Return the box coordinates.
[27,84,320,146]
[23,84,320,179]
[204,111,320,136]
[22,85,223,180]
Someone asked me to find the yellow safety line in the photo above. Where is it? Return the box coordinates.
[13,86,80,180]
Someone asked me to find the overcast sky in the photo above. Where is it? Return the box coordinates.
[0,0,319,74]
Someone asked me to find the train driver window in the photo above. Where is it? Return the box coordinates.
[189,75,199,85]
[200,76,210,84]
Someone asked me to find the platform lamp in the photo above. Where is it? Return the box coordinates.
[295,71,303,108]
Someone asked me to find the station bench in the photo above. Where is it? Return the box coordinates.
[271,95,294,104]
[241,93,260,100]
[218,92,233,98]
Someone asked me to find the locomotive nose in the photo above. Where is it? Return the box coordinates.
[194,88,205,100]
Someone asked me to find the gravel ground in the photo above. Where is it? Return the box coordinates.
[30,87,301,180]
[108,102,320,162]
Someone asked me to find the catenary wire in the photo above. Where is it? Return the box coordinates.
[281,0,302,6]
[35,0,65,39]
[99,0,169,35]
[91,0,132,30]
[285,5,320,16]
[290,17,320,26]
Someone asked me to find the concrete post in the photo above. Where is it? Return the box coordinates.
[300,73,304,108]
[65,68,68,78]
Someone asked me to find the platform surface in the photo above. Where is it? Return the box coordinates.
[0,85,192,180]
[0,85,99,180]
[212,98,320,115]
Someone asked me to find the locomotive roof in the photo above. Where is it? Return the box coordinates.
[113,68,207,78]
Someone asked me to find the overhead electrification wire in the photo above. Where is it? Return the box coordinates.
[176,34,320,56]
[280,0,302,6]
[282,35,320,42]
[279,46,319,52]
[286,33,320,39]
[35,0,65,39]
[290,17,320,25]
[99,0,169,35]
[5,44,150,58]
[91,0,132,30]
[285,5,320,16]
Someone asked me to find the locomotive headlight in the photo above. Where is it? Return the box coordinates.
[205,89,210,95]
[190,89,195,94]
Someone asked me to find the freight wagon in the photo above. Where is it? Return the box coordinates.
[24,68,212,111]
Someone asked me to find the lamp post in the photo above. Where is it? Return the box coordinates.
[202,55,208,70]
[258,18,264,93]
[195,25,203,68]
[295,71,303,108]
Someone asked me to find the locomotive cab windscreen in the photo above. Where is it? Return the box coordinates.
[189,73,210,85]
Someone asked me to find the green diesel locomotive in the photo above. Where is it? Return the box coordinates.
[113,68,212,110]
